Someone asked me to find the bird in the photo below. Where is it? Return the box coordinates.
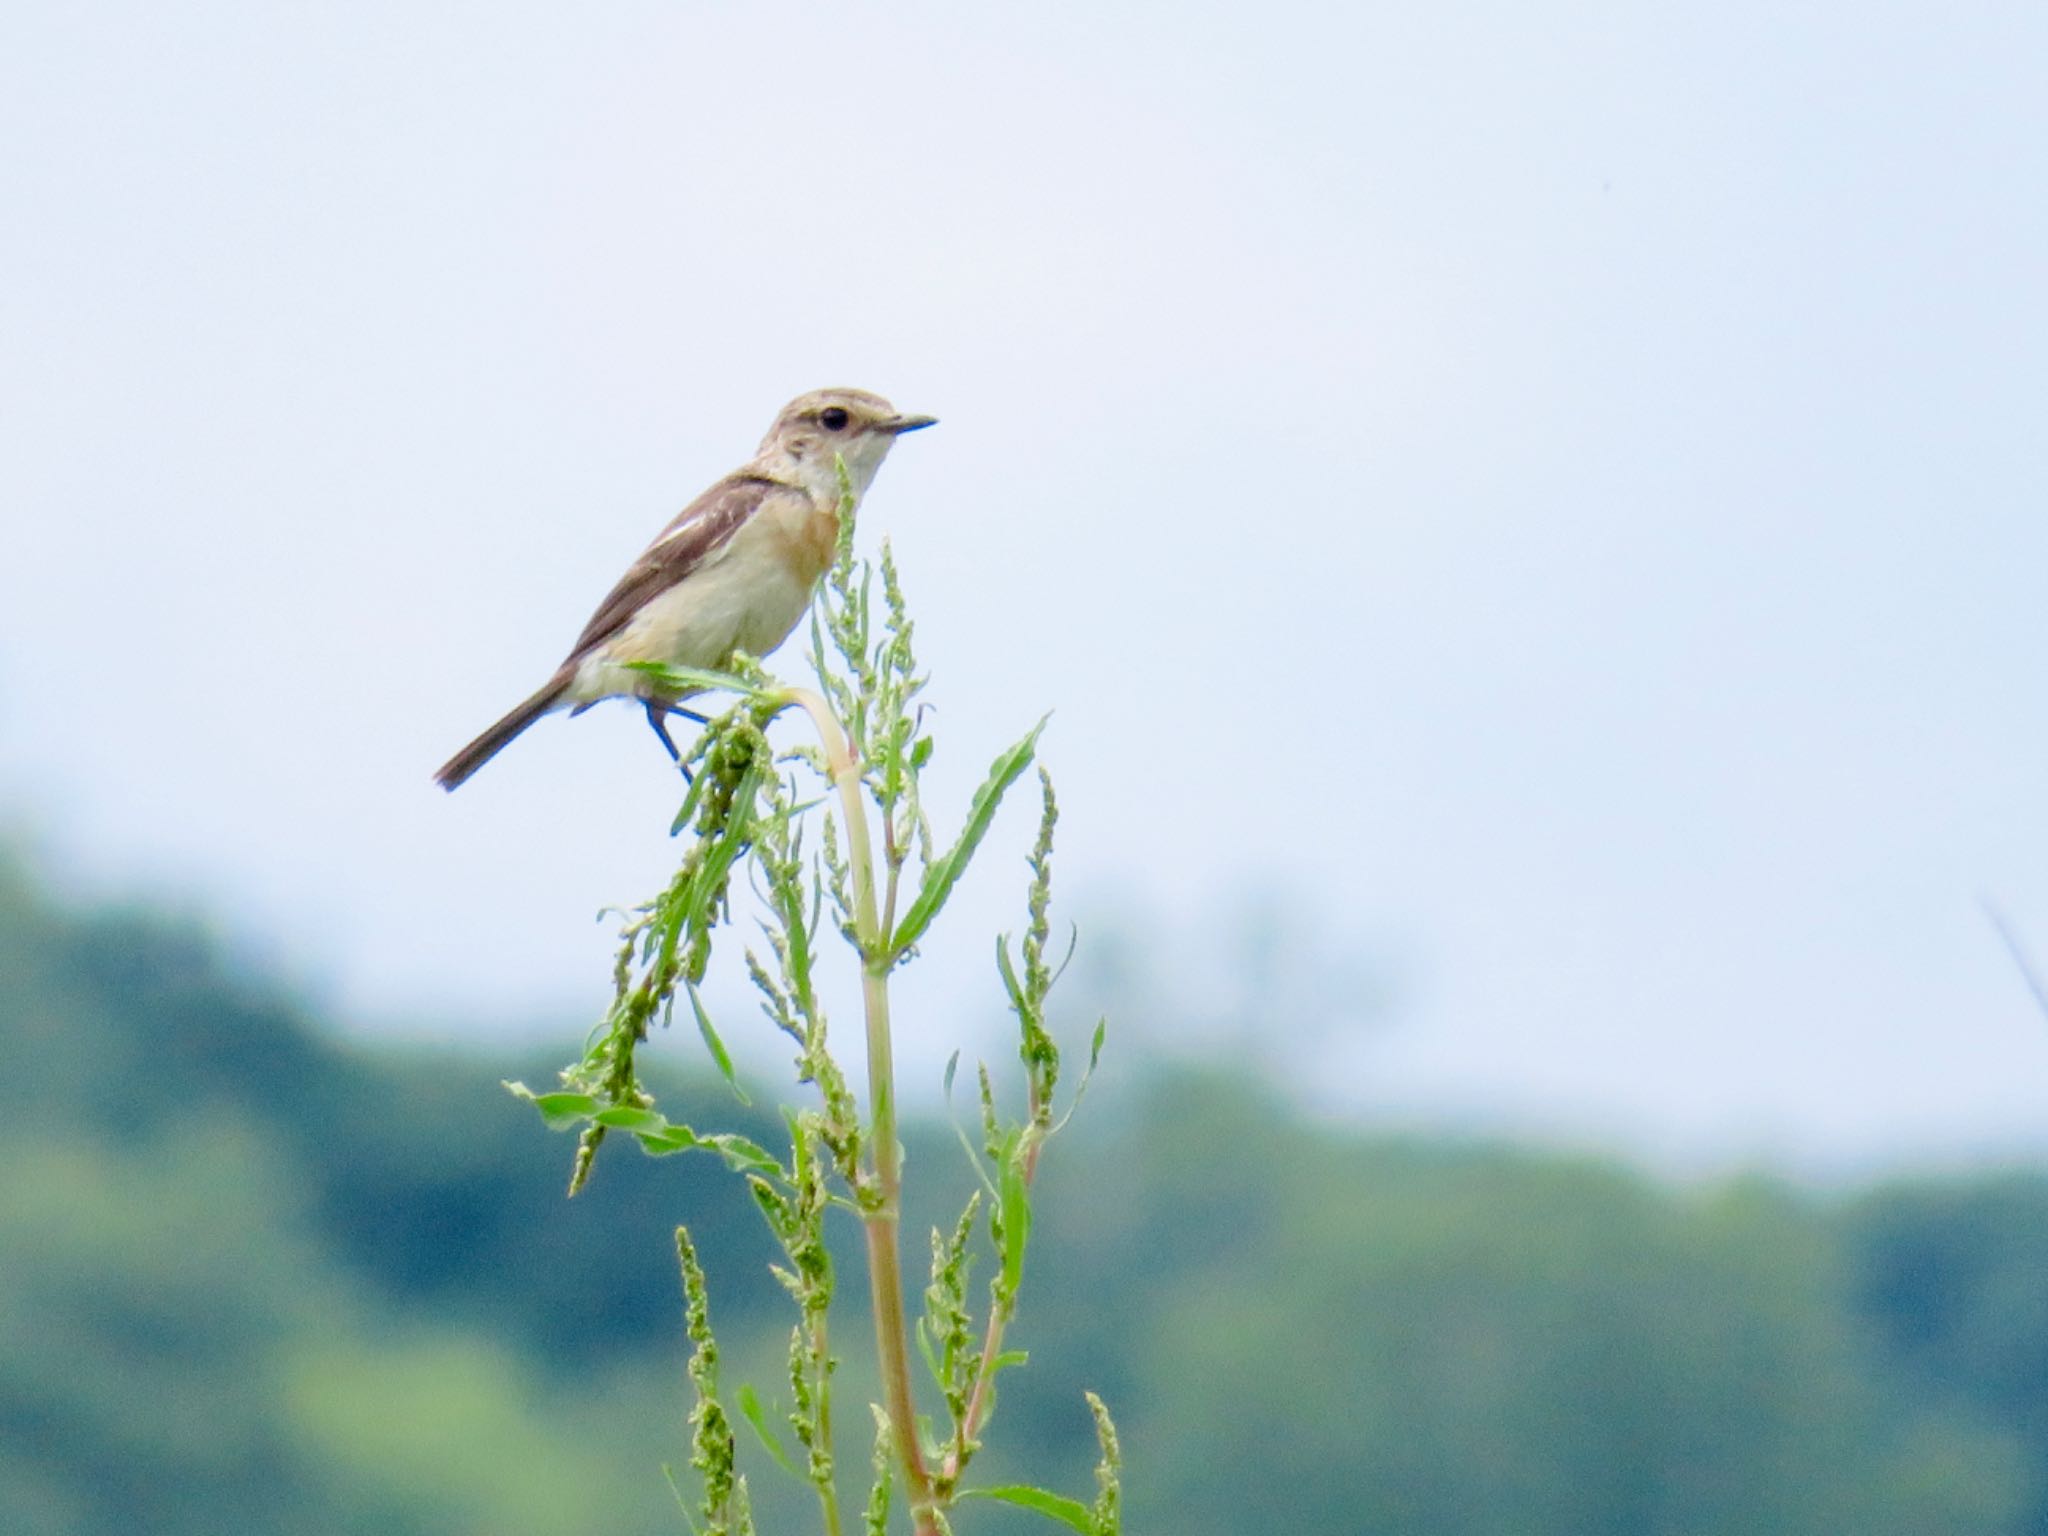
[434,387,935,791]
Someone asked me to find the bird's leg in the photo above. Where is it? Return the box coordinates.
[643,699,689,777]
[644,699,717,788]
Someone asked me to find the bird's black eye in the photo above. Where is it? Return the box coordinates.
[819,406,851,431]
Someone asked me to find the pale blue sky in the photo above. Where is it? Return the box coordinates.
[4,2,2046,1169]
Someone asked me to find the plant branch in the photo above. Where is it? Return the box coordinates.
[780,684,939,1534]
[943,1125,1046,1485]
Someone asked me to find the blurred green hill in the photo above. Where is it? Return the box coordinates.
[4,850,2047,1534]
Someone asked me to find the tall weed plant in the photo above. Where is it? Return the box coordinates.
[511,466,1118,1536]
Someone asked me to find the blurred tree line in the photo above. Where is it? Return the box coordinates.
[2,849,2045,1534]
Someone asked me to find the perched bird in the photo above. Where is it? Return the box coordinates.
[435,387,934,791]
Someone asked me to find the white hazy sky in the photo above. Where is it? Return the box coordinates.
[4,2,2046,1171]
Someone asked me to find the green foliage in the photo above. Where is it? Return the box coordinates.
[891,720,1046,960]
[922,1194,982,1431]
[544,698,780,1195]
[2,851,2046,1536]
[0,1099,682,1536]
[1085,1394,1120,1536]
[998,769,1065,1115]
[679,1226,755,1536]
[959,1484,1095,1533]
[997,1072,2034,1536]
[505,475,1103,1533]
[1842,1175,2048,1528]
[865,1407,897,1536]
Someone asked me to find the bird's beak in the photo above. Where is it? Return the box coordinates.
[884,413,938,434]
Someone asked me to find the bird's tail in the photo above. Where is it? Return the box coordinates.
[435,673,570,791]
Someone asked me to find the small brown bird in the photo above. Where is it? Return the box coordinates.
[435,388,934,790]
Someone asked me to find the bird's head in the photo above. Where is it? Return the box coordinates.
[758,388,936,499]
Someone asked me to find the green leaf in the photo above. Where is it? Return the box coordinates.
[565,1103,782,1175]
[505,1084,599,1129]
[998,1147,1033,1296]
[958,1485,1094,1533]
[735,1384,799,1477]
[995,934,1026,1013]
[686,981,750,1105]
[1052,1018,1110,1137]
[624,660,771,699]
[593,1105,667,1133]
[653,1129,781,1175]
[703,1132,783,1175]
[941,1057,1001,1201]
[891,716,1047,958]
[916,1316,945,1390]
[678,754,766,919]
[668,758,713,836]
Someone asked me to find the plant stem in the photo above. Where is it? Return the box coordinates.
[881,835,904,946]
[783,687,939,1535]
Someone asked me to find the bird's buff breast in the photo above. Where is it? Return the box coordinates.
[570,491,838,702]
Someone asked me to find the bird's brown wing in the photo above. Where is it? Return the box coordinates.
[561,473,779,667]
